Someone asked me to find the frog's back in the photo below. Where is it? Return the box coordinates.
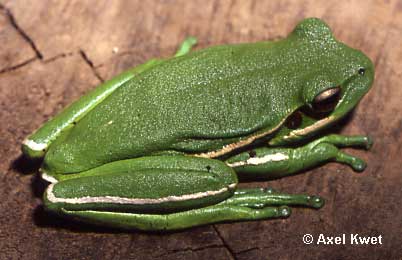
[44,38,325,174]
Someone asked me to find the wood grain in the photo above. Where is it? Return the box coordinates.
[0,1,401,259]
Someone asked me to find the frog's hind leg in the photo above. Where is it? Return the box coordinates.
[55,188,323,231]
[227,188,323,209]
[43,154,322,231]
[226,134,372,180]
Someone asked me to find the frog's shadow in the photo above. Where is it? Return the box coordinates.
[10,155,46,198]
[13,111,356,234]
[11,154,42,175]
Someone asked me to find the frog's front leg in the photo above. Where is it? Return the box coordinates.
[226,134,373,180]
[43,155,323,231]
[174,36,198,57]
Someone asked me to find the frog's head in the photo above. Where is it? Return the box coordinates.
[269,18,374,145]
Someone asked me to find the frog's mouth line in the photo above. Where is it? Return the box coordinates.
[283,115,335,139]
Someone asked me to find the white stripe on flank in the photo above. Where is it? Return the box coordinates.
[227,153,288,167]
[194,117,287,158]
[46,183,237,205]
[22,139,47,151]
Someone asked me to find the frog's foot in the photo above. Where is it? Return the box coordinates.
[54,188,323,231]
[316,143,367,171]
[227,187,324,209]
[226,134,372,180]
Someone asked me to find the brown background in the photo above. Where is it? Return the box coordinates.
[0,1,401,259]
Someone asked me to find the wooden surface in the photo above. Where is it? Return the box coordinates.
[0,1,401,259]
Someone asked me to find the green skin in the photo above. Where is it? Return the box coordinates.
[22,18,374,231]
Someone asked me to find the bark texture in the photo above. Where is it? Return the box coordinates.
[0,1,401,259]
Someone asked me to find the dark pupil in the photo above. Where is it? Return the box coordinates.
[358,68,365,75]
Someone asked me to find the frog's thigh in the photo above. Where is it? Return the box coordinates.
[226,134,372,180]
[44,156,237,215]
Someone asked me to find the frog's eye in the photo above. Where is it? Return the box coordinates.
[358,67,366,75]
[312,86,341,113]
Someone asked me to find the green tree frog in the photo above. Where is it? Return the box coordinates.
[22,18,374,231]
